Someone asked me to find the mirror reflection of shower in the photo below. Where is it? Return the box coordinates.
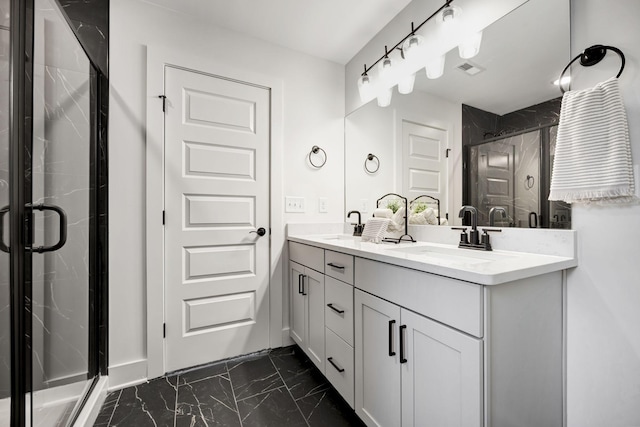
[469,127,570,229]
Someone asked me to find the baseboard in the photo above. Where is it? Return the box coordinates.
[281,327,294,347]
[108,359,148,391]
[73,376,108,427]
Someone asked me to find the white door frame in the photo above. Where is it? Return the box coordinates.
[145,46,285,379]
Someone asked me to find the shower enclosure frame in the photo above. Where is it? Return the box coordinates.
[8,0,109,424]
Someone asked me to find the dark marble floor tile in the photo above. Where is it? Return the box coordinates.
[177,360,228,385]
[270,345,329,400]
[297,388,366,427]
[237,386,307,427]
[92,390,120,426]
[227,353,284,401]
[108,377,177,427]
[175,375,240,427]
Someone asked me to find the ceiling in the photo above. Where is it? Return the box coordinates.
[139,0,414,64]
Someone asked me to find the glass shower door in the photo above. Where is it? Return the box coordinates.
[28,0,94,424]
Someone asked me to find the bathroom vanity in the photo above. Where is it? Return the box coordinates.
[287,231,577,427]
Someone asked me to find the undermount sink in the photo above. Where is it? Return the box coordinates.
[384,245,516,265]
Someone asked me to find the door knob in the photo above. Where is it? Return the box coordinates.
[250,227,266,237]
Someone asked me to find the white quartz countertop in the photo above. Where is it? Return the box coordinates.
[288,234,578,285]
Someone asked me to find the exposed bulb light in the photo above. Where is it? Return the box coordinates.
[358,73,374,102]
[377,88,392,107]
[402,33,426,61]
[440,5,461,25]
[398,73,416,94]
[425,55,446,79]
[378,53,395,87]
[458,31,483,59]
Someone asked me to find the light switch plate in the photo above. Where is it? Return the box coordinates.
[318,197,328,213]
[285,196,305,213]
[360,199,368,213]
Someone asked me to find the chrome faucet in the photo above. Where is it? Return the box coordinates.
[458,205,479,245]
[489,207,507,226]
[347,210,364,236]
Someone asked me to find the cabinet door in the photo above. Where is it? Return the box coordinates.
[305,268,325,373]
[355,290,402,427]
[289,262,306,347]
[401,309,482,427]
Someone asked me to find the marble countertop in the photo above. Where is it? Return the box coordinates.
[288,233,578,285]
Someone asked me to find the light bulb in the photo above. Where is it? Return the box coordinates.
[398,73,416,94]
[440,5,461,25]
[458,31,483,59]
[357,73,374,102]
[378,56,395,86]
[402,34,426,61]
[425,55,445,79]
[377,88,392,107]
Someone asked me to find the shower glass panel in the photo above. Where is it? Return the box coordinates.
[1,0,10,424]
[469,129,542,227]
[29,0,93,424]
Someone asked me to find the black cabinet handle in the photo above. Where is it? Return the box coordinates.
[301,275,307,295]
[327,262,345,270]
[327,303,345,314]
[399,325,407,364]
[298,274,303,294]
[388,320,396,356]
[327,357,345,373]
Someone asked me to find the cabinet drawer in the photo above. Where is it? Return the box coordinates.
[325,276,354,346]
[325,250,354,285]
[289,241,324,273]
[325,328,355,408]
[355,258,483,337]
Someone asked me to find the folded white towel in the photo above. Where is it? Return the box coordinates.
[388,207,405,232]
[423,208,438,225]
[361,218,390,243]
[408,212,427,225]
[372,208,393,219]
[549,77,635,203]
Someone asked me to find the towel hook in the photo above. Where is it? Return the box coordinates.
[364,153,380,174]
[558,44,625,93]
[308,145,327,168]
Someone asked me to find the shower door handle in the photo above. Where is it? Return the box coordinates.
[0,205,8,253]
[27,203,68,253]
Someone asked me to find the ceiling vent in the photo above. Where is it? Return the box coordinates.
[457,62,485,76]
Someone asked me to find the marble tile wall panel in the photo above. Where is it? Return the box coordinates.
[58,0,108,75]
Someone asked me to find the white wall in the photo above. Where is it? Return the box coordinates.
[109,0,344,387]
[567,1,640,425]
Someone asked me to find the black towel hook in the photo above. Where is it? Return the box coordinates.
[558,44,625,93]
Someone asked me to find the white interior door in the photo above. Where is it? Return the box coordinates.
[402,121,448,216]
[477,142,515,223]
[164,66,270,372]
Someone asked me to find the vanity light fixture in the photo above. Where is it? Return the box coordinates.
[357,0,484,106]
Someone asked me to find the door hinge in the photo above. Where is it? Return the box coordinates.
[158,95,167,112]
[162,210,165,225]
[445,148,452,158]
[163,323,166,338]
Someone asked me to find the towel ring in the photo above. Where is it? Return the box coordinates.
[364,153,380,173]
[525,175,535,189]
[558,44,625,93]
[308,145,327,168]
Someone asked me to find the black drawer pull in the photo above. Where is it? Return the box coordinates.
[327,357,345,373]
[327,262,345,270]
[399,325,407,364]
[388,320,396,356]
[298,274,303,294]
[301,275,307,295]
[327,303,345,314]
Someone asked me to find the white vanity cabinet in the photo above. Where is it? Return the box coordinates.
[289,243,326,373]
[355,289,482,427]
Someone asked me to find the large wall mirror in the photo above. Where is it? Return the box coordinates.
[345,0,571,228]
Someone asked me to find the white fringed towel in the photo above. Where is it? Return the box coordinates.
[361,218,390,243]
[549,77,635,203]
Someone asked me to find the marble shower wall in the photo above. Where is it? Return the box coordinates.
[29,0,92,391]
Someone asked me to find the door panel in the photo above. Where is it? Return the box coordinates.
[401,309,482,427]
[164,67,270,371]
[402,121,449,211]
[355,290,401,427]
